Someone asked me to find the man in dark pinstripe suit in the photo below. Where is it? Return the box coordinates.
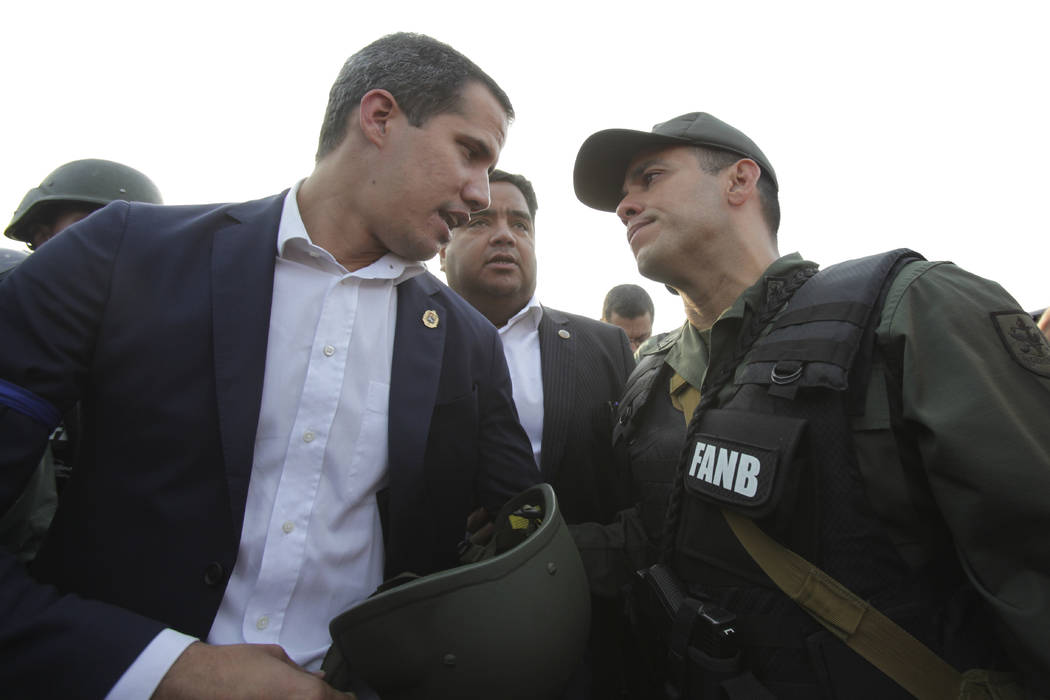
[442,169,635,699]
[441,169,635,525]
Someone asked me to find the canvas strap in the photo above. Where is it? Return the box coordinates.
[722,509,966,699]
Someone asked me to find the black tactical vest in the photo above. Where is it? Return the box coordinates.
[620,251,1007,699]
[613,332,688,557]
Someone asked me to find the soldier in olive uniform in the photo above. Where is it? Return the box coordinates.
[4,159,163,252]
[0,159,162,560]
[570,112,1050,698]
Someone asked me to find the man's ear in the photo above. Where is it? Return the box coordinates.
[358,89,398,147]
[726,158,761,206]
[438,244,448,272]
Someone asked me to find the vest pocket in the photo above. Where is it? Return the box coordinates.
[680,409,807,520]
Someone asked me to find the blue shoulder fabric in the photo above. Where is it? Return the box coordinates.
[0,378,61,430]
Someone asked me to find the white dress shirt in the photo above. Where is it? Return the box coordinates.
[497,295,544,468]
[107,183,423,698]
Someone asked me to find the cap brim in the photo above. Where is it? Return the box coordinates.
[573,129,693,212]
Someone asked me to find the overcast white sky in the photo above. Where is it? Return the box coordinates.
[3,1,1046,332]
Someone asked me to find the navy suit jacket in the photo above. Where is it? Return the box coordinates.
[536,307,634,525]
[0,194,536,698]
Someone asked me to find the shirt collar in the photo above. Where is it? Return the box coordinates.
[499,294,543,333]
[665,322,711,391]
[277,181,425,284]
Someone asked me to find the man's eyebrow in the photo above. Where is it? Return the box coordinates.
[466,133,501,174]
[469,207,494,219]
[508,209,532,223]
[625,157,664,183]
[462,134,496,167]
[621,157,666,198]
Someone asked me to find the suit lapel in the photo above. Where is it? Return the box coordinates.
[211,193,284,535]
[388,273,446,493]
[539,308,575,480]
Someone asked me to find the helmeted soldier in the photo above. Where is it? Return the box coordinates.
[0,159,162,560]
[571,112,1050,699]
[5,158,163,250]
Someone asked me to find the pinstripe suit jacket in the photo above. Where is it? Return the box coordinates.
[537,307,634,525]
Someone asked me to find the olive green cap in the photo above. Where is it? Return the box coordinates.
[5,159,162,243]
[574,112,777,212]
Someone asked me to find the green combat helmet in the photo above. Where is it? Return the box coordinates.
[4,159,163,243]
[322,483,591,699]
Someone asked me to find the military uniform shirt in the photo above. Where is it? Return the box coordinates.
[658,252,1050,688]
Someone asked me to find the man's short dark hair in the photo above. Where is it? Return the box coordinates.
[694,146,781,238]
[316,33,514,161]
[489,170,538,222]
[603,284,654,321]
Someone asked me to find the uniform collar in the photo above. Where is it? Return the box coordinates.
[665,253,814,391]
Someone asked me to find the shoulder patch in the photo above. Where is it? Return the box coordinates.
[991,311,1050,378]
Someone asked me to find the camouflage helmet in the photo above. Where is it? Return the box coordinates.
[322,483,591,699]
[5,159,163,243]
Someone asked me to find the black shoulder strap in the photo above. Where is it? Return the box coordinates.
[613,341,676,445]
[737,249,924,409]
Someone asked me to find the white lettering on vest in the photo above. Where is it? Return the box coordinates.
[697,442,716,482]
[689,441,764,498]
[734,454,761,497]
[714,449,739,490]
[689,442,707,477]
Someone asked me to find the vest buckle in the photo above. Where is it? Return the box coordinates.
[770,360,803,385]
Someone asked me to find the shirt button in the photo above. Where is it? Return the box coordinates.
[257,616,269,630]
[303,430,315,443]
[323,345,335,357]
[282,521,295,534]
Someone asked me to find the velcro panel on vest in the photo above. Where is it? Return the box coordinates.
[738,249,922,398]
[682,409,806,519]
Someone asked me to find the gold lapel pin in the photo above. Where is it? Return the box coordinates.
[422,309,440,329]
[558,329,571,339]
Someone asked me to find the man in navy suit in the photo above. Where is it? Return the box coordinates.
[0,33,536,699]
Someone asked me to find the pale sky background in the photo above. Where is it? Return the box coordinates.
[2,1,1046,334]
